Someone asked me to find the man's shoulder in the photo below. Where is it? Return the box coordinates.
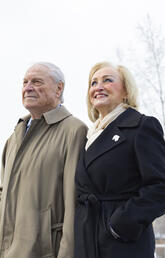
[63,115,87,130]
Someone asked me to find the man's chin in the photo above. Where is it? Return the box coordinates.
[23,103,36,110]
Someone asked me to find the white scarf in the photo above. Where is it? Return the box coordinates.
[85,103,126,150]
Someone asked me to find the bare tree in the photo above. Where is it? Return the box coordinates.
[116,15,165,131]
[137,15,165,130]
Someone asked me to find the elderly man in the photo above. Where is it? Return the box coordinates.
[0,62,87,258]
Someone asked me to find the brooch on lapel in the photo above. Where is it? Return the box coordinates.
[112,135,120,142]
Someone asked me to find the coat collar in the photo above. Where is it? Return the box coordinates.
[14,105,72,152]
[43,105,71,124]
[115,107,142,127]
[17,105,71,125]
[85,108,143,168]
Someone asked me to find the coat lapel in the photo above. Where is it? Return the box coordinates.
[85,108,142,168]
[13,106,71,153]
[85,124,125,168]
[14,119,28,152]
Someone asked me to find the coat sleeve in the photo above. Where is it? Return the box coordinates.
[0,140,8,202]
[57,123,87,258]
[109,116,165,242]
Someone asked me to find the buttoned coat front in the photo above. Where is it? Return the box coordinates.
[0,106,87,258]
[74,108,165,258]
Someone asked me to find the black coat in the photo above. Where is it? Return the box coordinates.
[74,108,165,258]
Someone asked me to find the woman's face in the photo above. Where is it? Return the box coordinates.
[89,66,127,118]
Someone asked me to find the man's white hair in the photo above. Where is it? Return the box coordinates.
[33,62,65,103]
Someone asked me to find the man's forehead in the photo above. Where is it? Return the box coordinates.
[24,65,49,78]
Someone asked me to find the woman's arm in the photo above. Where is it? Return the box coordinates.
[109,116,165,242]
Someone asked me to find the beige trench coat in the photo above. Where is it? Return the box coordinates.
[0,106,87,258]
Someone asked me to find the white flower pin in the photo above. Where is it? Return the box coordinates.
[112,135,120,142]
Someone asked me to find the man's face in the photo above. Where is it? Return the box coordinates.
[22,64,63,118]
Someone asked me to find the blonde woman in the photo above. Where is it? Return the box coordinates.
[74,61,165,258]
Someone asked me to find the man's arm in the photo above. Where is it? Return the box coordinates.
[0,140,8,202]
[57,123,87,258]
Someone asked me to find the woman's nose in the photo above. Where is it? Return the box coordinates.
[96,81,104,90]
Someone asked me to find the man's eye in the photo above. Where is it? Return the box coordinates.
[23,81,28,86]
[104,78,114,83]
[34,80,43,86]
[91,81,97,87]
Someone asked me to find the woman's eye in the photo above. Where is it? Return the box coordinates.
[91,81,97,87]
[104,78,114,83]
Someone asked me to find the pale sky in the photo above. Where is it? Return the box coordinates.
[0,0,164,159]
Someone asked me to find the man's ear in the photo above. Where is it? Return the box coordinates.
[56,81,64,96]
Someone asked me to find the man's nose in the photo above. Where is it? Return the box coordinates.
[24,82,34,91]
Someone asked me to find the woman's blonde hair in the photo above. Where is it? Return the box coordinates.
[87,61,139,122]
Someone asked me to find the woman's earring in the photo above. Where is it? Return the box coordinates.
[123,98,128,104]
